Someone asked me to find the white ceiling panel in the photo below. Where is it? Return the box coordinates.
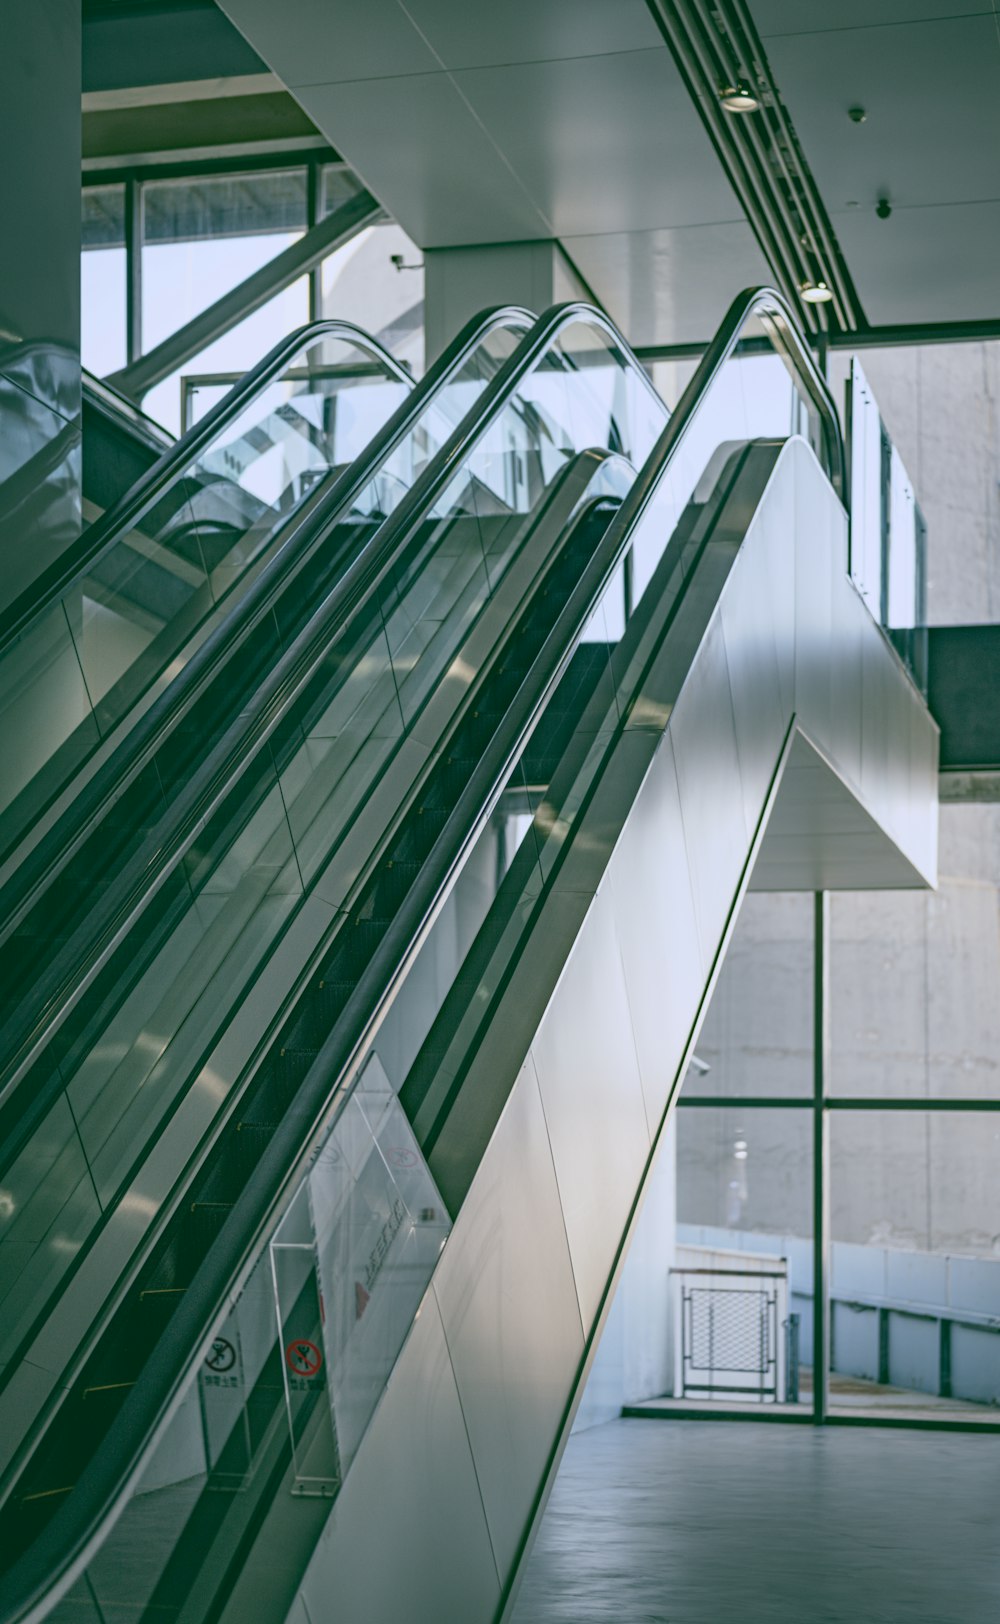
[566,221,772,346]
[297,75,552,245]
[833,201,1000,326]
[401,0,662,69]
[753,0,992,36]
[455,49,745,237]
[764,15,1000,212]
[218,0,437,88]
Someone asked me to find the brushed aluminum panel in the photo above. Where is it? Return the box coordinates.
[433,1056,585,1578]
[826,570,866,795]
[607,733,706,1129]
[529,886,651,1328]
[859,612,893,819]
[296,1289,501,1624]
[719,512,786,840]
[669,612,749,966]
[793,445,835,750]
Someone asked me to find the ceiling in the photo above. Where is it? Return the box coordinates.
[93,0,1000,342]
[214,0,773,343]
[751,1,1000,327]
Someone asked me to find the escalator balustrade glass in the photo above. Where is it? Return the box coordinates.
[0,313,531,1083]
[0,326,411,865]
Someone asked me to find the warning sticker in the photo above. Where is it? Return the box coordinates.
[205,1337,236,1374]
[285,1338,323,1377]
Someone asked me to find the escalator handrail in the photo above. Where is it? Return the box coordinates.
[0,288,843,1624]
[637,283,845,505]
[0,302,536,1120]
[0,319,413,655]
[0,302,648,1107]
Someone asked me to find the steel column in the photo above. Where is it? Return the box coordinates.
[813,891,830,1425]
[124,176,142,366]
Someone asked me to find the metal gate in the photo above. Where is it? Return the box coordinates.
[677,1268,781,1402]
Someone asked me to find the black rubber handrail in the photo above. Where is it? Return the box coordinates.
[0,286,844,1624]
[0,319,411,654]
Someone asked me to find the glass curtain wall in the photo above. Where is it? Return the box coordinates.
[81,184,127,376]
[142,168,311,431]
[81,158,424,435]
[673,841,1000,1428]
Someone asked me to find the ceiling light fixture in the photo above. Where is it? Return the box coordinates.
[719,80,760,113]
[799,279,834,304]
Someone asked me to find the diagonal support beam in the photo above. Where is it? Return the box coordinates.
[107,188,384,402]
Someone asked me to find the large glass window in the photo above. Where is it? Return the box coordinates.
[81,183,126,376]
[140,169,308,350]
[320,218,425,378]
[831,806,1000,1101]
[675,1104,812,1408]
[146,277,310,435]
[830,1110,1000,1421]
[80,159,425,433]
[638,791,1000,1432]
[695,892,814,1099]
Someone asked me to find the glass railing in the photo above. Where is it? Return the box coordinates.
[0,324,413,869]
[0,309,532,1087]
[0,289,839,1624]
[846,356,927,689]
[0,308,665,1538]
[0,306,538,1292]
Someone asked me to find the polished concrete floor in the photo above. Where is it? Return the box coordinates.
[510,1418,1000,1623]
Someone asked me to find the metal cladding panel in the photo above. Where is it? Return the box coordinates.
[529,885,651,1329]
[719,511,787,841]
[298,1288,501,1624]
[669,612,749,967]
[607,734,706,1129]
[432,1056,585,1579]
[792,452,837,750]
[402,0,663,69]
[859,599,894,821]
[825,559,866,796]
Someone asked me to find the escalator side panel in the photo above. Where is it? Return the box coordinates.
[81,392,165,519]
[287,440,938,1623]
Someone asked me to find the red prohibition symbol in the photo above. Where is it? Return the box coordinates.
[285,1338,323,1376]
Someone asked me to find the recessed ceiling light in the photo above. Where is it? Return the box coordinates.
[799,280,834,304]
[719,80,760,113]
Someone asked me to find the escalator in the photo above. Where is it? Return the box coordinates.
[0,307,532,1083]
[0,290,936,1624]
[0,301,658,1491]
